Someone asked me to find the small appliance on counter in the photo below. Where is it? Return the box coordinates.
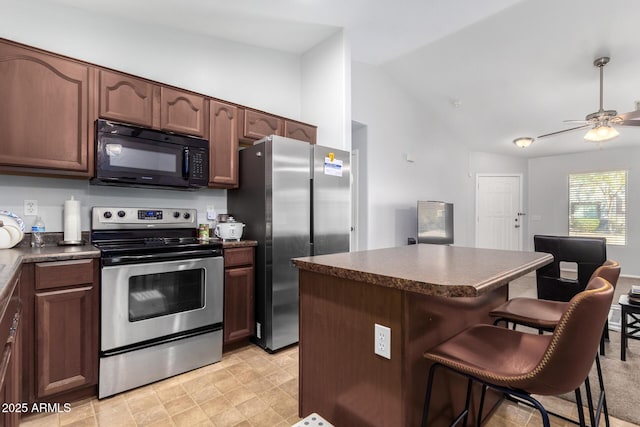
[0,210,25,249]
[214,217,245,241]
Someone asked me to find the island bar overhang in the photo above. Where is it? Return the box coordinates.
[293,244,553,427]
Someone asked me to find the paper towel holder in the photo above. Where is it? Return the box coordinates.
[59,196,86,246]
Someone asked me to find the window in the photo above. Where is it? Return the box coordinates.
[569,170,627,245]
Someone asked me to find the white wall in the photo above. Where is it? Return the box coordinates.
[301,30,351,150]
[529,146,640,275]
[352,61,475,249]
[0,175,226,233]
[0,0,301,118]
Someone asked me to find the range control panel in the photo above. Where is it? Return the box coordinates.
[92,207,197,230]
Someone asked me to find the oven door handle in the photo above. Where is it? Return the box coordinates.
[103,249,221,266]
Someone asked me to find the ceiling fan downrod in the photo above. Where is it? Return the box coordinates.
[586,56,617,121]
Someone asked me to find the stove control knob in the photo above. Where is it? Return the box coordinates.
[183,212,191,220]
[103,211,112,219]
[173,211,180,218]
[117,210,126,218]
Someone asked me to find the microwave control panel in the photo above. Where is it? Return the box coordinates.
[190,148,208,183]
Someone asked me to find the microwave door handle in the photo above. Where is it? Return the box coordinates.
[182,147,189,179]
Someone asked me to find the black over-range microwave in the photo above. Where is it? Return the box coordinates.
[93,119,209,190]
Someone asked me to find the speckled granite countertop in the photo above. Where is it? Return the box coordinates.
[221,240,257,248]
[0,242,100,322]
[0,239,257,318]
[293,244,553,297]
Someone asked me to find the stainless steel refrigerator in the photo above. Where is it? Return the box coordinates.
[228,135,350,352]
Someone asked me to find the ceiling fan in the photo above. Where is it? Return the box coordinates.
[515,57,640,148]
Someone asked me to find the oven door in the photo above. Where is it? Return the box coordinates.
[101,256,223,352]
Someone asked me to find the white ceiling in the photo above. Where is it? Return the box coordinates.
[35,0,640,158]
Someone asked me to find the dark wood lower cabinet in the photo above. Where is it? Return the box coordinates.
[0,273,21,427]
[223,247,255,348]
[35,286,96,397]
[21,258,99,406]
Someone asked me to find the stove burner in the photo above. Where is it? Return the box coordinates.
[143,237,199,246]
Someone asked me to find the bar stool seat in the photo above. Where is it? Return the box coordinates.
[490,298,567,331]
[421,277,614,427]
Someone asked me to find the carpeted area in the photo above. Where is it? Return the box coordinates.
[560,331,640,425]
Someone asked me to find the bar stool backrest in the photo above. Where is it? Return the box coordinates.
[586,260,620,290]
[509,277,613,395]
[534,235,607,301]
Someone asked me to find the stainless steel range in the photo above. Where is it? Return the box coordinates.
[91,207,224,398]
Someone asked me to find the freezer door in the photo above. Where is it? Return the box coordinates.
[312,145,351,256]
[270,137,311,350]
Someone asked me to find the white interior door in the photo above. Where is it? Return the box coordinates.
[476,174,523,250]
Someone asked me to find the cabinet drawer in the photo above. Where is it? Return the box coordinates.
[35,259,94,290]
[224,247,254,268]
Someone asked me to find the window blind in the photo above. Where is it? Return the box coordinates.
[568,170,627,245]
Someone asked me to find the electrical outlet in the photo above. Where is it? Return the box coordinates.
[24,200,38,216]
[206,205,217,220]
[374,323,391,359]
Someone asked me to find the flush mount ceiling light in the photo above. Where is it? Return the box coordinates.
[513,137,535,148]
[535,56,640,144]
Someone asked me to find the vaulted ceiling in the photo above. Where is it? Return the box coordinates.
[31,0,640,158]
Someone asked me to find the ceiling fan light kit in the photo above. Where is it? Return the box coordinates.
[584,124,619,142]
[513,137,534,148]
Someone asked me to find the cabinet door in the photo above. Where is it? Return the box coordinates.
[160,87,207,137]
[242,109,283,140]
[224,266,255,344]
[209,101,239,188]
[284,120,317,144]
[0,41,95,176]
[35,286,97,398]
[99,70,154,127]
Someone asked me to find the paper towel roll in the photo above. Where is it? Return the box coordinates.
[64,197,81,242]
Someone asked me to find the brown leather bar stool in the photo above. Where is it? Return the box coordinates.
[421,277,614,427]
[489,260,619,427]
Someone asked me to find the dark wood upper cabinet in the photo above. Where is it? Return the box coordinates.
[160,87,207,137]
[209,101,239,188]
[0,40,96,177]
[241,109,283,141]
[99,70,154,128]
[98,70,206,138]
[284,120,317,144]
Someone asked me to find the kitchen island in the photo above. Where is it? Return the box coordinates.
[293,244,553,427]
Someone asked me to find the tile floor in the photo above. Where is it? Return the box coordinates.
[19,341,638,427]
[19,273,639,427]
[20,345,301,427]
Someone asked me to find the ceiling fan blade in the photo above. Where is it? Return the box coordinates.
[617,110,640,121]
[563,119,590,124]
[537,124,592,139]
[620,120,640,127]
